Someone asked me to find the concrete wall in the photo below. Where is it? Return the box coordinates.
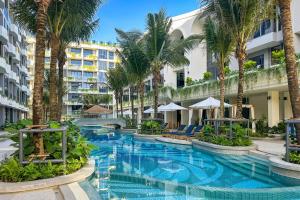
[249,93,268,120]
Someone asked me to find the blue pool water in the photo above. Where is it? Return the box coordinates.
[80,127,300,200]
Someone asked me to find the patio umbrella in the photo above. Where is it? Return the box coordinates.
[122,110,136,116]
[189,97,232,109]
[143,105,167,114]
[159,103,187,128]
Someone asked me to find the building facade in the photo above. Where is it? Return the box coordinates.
[0,0,29,127]
[121,0,300,128]
[27,39,118,119]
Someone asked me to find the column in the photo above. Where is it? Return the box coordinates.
[284,92,293,120]
[267,91,280,127]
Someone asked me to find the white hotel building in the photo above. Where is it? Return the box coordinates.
[0,0,29,127]
[121,0,300,128]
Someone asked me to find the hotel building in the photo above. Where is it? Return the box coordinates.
[121,0,300,128]
[27,39,119,119]
[0,0,29,127]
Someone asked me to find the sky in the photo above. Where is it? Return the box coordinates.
[91,0,200,43]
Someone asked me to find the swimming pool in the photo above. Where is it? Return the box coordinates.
[80,127,300,200]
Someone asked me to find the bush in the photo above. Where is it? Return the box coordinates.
[0,120,94,182]
[224,66,231,76]
[244,60,257,71]
[203,72,213,80]
[197,124,252,146]
[141,120,162,135]
[272,50,285,64]
[289,151,300,164]
[122,116,137,129]
[186,77,193,86]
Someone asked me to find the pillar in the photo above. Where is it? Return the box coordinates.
[267,91,280,127]
[284,92,293,120]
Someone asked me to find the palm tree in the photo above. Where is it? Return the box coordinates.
[201,16,234,118]
[56,17,99,121]
[12,0,52,155]
[144,9,201,118]
[204,0,274,118]
[46,0,101,120]
[106,66,128,118]
[116,29,151,120]
[278,0,300,144]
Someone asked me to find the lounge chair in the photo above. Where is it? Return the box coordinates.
[192,125,203,135]
[163,124,186,135]
[176,125,196,136]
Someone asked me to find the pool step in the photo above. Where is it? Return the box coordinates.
[215,157,280,186]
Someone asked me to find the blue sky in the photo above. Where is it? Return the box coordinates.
[92,0,200,42]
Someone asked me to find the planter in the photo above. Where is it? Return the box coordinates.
[269,156,300,184]
[0,161,94,194]
[192,140,257,155]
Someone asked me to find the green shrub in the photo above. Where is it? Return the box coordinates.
[203,72,213,80]
[197,124,252,146]
[272,50,285,64]
[141,120,162,135]
[0,120,94,182]
[244,60,257,71]
[289,151,300,164]
[186,77,193,86]
[224,66,231,76]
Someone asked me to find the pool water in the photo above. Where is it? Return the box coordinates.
[80,128,300,200]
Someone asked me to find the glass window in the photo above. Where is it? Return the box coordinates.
[70,59,81,66]
[108,62,114,68]
[83,72,93,80]
[45,57,50,63]
[83,49,94,57]
[109,51,114,60]
[83,60,94,66]
[70,48,81,54]
[99,61,107,70]
[69,71,82,78]
[249,54,264,68]
[99,49,107,59]
[98,72,107,83]
[99,86,108,93]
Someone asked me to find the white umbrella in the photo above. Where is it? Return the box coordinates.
[143,105,167,114]
[189,97,232,109]
[159,103,187,128]
[123,110,135,115]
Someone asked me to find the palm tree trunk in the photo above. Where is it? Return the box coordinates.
[130,86,135,120]
[49,34,60,121]
[115,92,119,118]
[139,82,145,120]
[235,41,246,118]
[32,0,51,155]
[219,58,225,118]
[120,91,124,117]
[279,0,300,144]
[57,46,66,121]
[153,64,160,118]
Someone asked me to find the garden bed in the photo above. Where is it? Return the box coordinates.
[192,140,257,155]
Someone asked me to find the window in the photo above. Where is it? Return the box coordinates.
[99,61,107,70]
[83,49,94,57]
[83,60,93,66]
[254,20,272,39]
[109,51,114,60]
[69,71,82,78]
[45,57,50,63]
[108,62,114,68]
[99,86,108,93]
[70,48,81,54]
[249,54,264,68]
[99,49,107,59]
[83,72,93,80]
[70,59,81,66]
[98,72,107,83]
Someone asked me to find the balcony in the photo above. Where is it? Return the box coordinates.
[67,65,82,70]
[7,43,16,56]
[0,57,9,73]
[21,85,30,94]
[84,54,97,60]
[10,24,19,38]
[0,25,8,44]
[247,31,283,54]
[68,52,82,59]
[65,76,82,82]
[0,94,29,112]
[82,65,97,72]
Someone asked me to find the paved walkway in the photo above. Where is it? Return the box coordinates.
[253,139,285,157]
[0,188,63,200]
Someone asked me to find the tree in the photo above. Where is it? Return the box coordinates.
[106,66,128,118]
[46,0,101,120]
[279,0,300,144]
[116,29,150,120]
[82,94,112,109]
[204,0,274,118]
[144,9,201,118]
[201,16,234,118]
[12,0,52,155]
